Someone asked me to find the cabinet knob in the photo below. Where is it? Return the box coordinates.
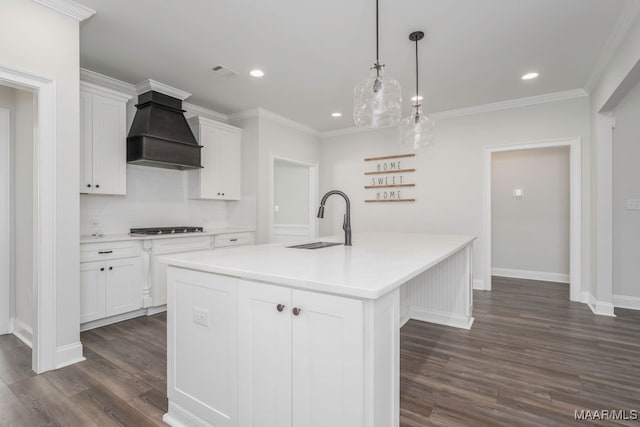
[100,267,104,271]
[95,184,100,188]
[109,266,113,270]
[292,307,301,316]
[217,192,221,195]
[87,184,91,188]
[276,304,285,312]
[222,193,225,196]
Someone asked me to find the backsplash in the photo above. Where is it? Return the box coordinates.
[80,165,228,235]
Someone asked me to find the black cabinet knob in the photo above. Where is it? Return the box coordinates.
[109,266,113,270]
[95,184,100,188]
[87,184,91,188]
[292,307,301,316]
[276,304,285,312]
[100,267,104,271]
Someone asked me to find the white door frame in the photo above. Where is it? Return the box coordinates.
[0,108,10,336]
[0,65,57,373]
[482,137,582,302]
[268,155,318,243]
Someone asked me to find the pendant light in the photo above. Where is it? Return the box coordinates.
[399,31,435,149]
[353,0,402,128]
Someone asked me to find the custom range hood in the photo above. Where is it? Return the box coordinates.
[127,80,202,170]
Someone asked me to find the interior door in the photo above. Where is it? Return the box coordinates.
[238,280,292,427]
[291,290,364,427]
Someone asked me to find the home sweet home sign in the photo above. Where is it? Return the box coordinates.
[364,153,416,203]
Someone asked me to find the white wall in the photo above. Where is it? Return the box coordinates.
[230,111,321,243]
[320,97,590,289]
[273,159,309,225]
[612,79,640,300]
[0,0,81,358]
[492,147,570,278]
[80,165,228,235]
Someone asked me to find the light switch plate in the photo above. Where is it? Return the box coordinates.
[193,307,209,327]
[627,199,640,210]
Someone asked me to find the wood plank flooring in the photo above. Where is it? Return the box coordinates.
[0,277,639,426]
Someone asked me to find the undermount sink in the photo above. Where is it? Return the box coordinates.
[286,241,343,250]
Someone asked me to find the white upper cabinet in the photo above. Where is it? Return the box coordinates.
[80,82,131,195]
[187,116,242,200]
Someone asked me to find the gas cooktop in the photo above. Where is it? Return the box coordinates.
[129,226,204,236]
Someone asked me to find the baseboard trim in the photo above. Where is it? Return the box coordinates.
[55,342,85,369]
[613,294,640,310]
[163,401,212,427]
[492,268,569,284]
[583,292,616,317]
[146,305,167,316]
[12,318,33,348]
[410,307,474,330]
[399,306,411,328]
[473,279,487,290]
[80,308,147,332]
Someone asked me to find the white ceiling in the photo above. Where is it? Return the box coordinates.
[76,0,630,132]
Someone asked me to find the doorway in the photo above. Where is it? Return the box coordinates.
[269,156,318,243]
[482,138,582,301]
[0,65,57,374]
[0,84,36,372]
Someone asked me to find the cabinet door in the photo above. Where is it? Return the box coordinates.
[219,129,241,200]
[291,290,364,427]
[80,261,106,323]
[105,257,143,316]
[238,281,292,427]
[199,124,222,199]
[79,91,93,193]
[91,94,127,195]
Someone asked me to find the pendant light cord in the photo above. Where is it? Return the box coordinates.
[375,0,381,77]
[415,37,419,105]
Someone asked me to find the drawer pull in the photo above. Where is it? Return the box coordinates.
[230,238,238,242]
[98,251,113,254]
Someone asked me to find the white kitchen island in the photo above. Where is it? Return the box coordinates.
[160,232,475,427]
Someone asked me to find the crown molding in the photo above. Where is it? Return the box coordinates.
[32,0,95,21]
[228,108,320,136]
[80,68,136,95]
[584,0,640,93]
[80,81,132,102]
[183,102,228,123]
[134,79,191,100]
[430,89,588,120]
[320,89,589,139]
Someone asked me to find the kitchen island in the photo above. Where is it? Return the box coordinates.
[160,232,475,427]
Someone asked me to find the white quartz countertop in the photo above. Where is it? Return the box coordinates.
[80,228,254,244]
[160,232,475,299]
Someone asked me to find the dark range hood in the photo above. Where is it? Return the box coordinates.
[127,90,202,170]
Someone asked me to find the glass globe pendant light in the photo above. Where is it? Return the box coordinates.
[353,0,402,128]
[400,31,435,149]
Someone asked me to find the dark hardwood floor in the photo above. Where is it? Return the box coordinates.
[1,277,639,426]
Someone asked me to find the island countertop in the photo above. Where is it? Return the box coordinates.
[160,232,475,299]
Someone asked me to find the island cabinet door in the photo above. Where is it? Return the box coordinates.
[291,290,365,427]
[238,281,292,427]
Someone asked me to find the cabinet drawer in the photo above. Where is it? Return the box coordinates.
[152,236,213,255]
[80,241,141,263]
[214,232,254,248]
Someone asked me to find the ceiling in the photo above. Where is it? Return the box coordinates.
[76,0,630,132]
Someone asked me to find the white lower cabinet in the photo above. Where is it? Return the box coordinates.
[165,270,365,427]
[80,256,143,323]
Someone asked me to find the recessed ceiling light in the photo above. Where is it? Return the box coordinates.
[411,95,424,102]
[521,72,539,80]
[331,112,342,118]
[249,69,264,78]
